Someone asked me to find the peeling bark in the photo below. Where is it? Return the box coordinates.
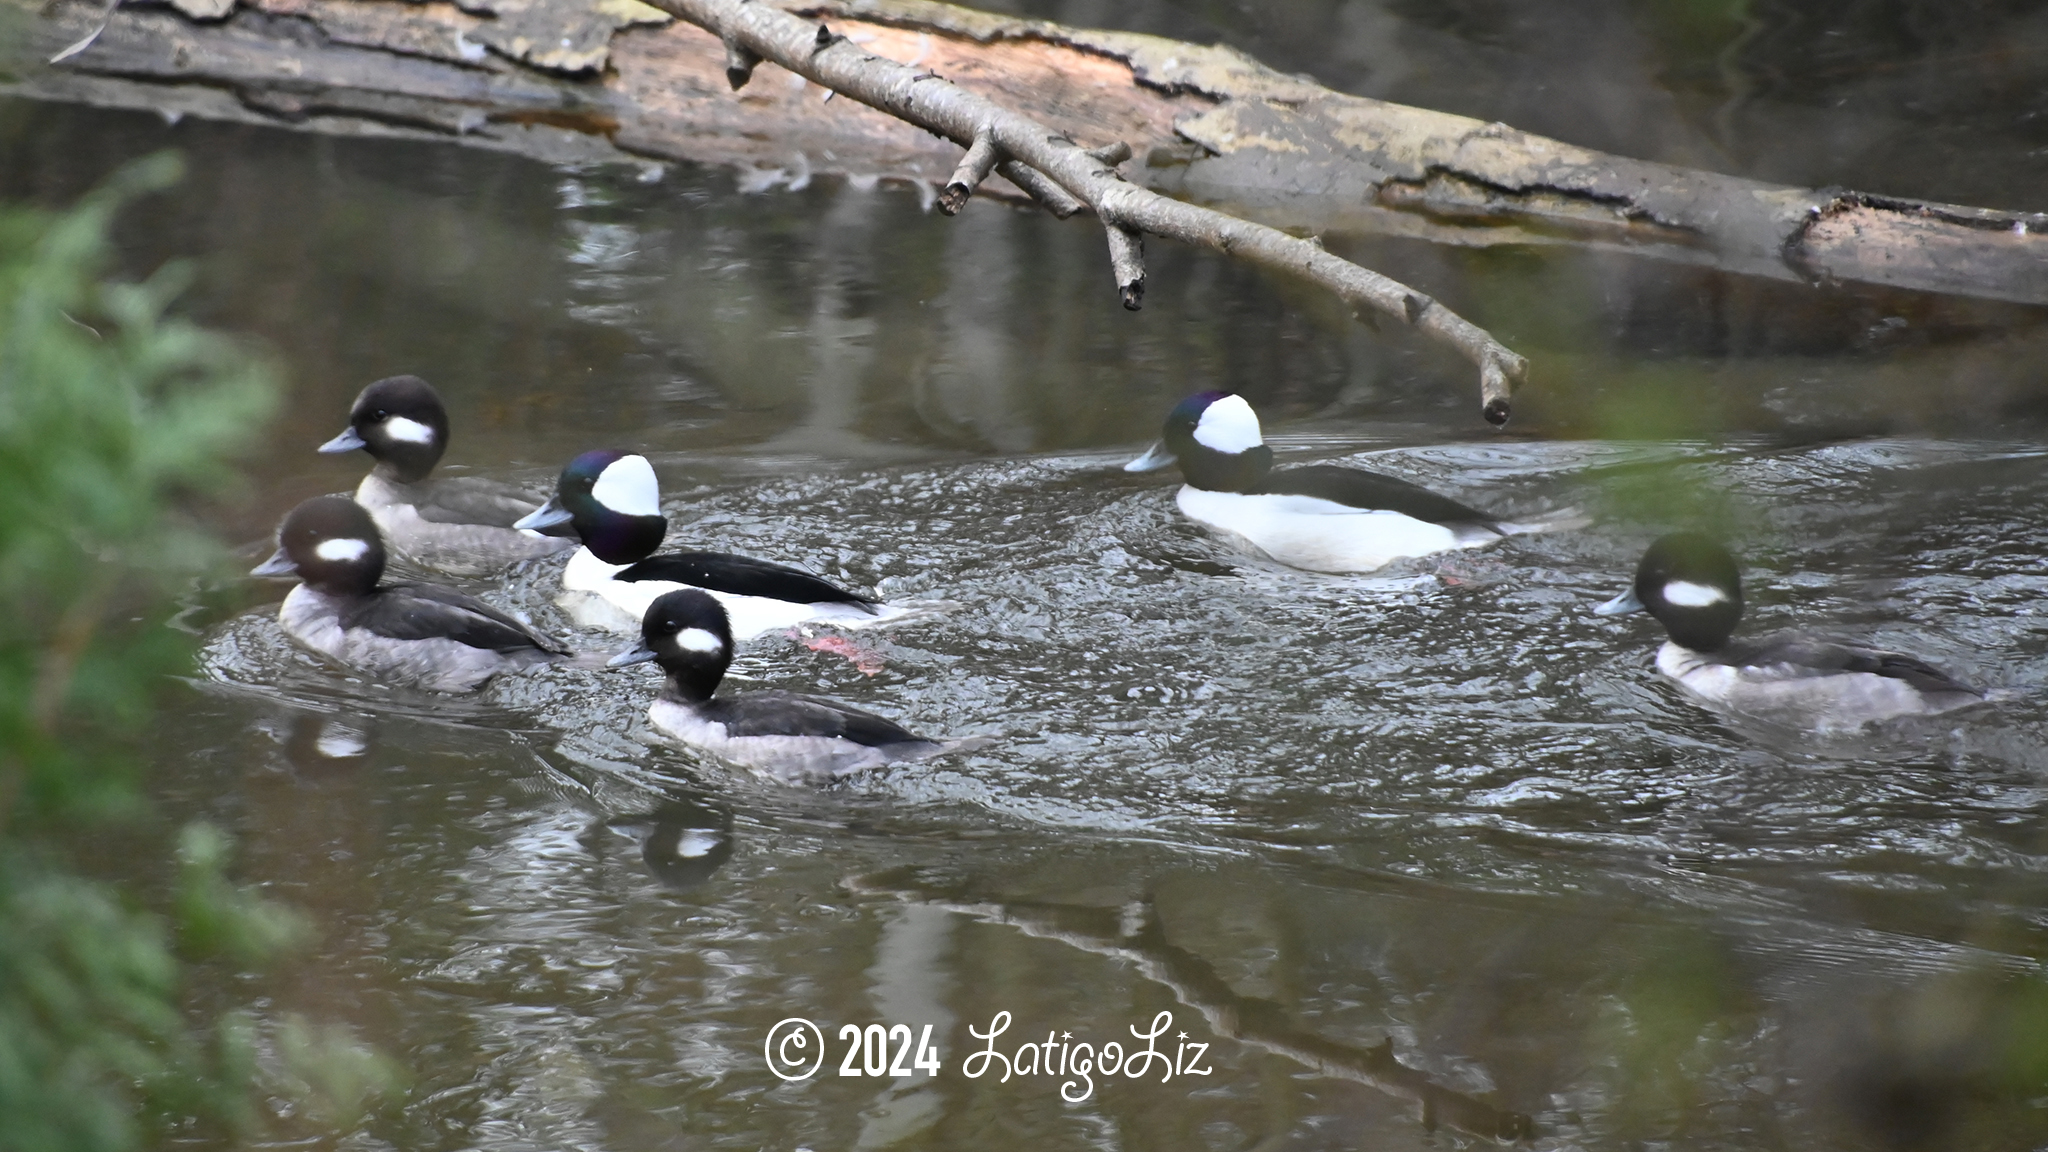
[1,0,2042,360]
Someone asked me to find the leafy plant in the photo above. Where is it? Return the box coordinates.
[0,154,393,1152]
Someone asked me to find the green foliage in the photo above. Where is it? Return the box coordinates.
[0,155,392,1151]
[0,152,273,829]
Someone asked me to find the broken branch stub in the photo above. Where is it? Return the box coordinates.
[649,0,1528,424]
[720,35,760,90]
[938,128,1000,216]
[1104,223,1145,310]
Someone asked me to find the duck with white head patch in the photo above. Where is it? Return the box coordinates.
[1125,391,1580,573]
[252,496,569,692]
[318,375,576,575]
[516,449,924,640]
[609,590,979,784]
[1594,532,1985,730]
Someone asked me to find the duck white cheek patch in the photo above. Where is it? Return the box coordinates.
[315,538,371,562]
[674,829,722,858]
[1663,580,1728,607]
[593,455,661,517]
[383,415,436,445]
[675,627,724,654]
[1192,394,1264,453]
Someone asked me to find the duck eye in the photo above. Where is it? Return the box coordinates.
[372,409,388,421]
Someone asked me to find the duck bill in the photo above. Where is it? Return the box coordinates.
[250,547,298,578]
[607,643,659,668]
[514,495,573,532]
[1123,441,1175,472]
[317,427,367,454]
[1593,586,1646,616]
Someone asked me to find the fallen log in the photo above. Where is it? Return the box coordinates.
[3,0,2042,419]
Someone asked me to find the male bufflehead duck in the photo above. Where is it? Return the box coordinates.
[318,375,576,575]
[252,496,568,692]
[515,450,900,640]
[1124,392,1574,573]
[1594,533,1983,730]
[609,590,972,784]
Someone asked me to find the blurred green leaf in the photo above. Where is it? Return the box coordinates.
[0,154,392,1152]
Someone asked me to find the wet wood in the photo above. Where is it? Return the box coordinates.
[2,0,2043,305]
[656,0,1529,422]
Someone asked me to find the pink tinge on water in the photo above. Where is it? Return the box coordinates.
[793,631,885,676]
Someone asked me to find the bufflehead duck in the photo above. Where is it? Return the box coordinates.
[609,590,974,784]
[1594,533,1983,730]
[252,495,568,692]
[318,375,576,575]
[515,450,905,640]
[1125,391,1576,573]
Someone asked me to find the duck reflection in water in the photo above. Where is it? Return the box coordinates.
[602,799,735,892]
[252,708,376,775]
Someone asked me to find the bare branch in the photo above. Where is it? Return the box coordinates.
[937,128,1000,216]
[994,160,1084,219]
[649,0,1528,424]
[1104,223,1144,310]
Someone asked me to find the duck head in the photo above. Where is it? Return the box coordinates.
[1595,532,1745,652]
[318,375,449,484]
[252,495,387,597]
[608,588,733,703]
[515,450,667,564]
[1123,391,1274,493]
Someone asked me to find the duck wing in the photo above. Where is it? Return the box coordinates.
[1259,465,1498,528]
[1727,634,1980,695]
[349,584,567,655]
[613,551,877,610]
[410,475,563,532]
[702,690,924,747]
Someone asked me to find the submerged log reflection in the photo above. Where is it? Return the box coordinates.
[844,867,1536,1143]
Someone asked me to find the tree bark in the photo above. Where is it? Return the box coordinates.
[4,0,2043,412]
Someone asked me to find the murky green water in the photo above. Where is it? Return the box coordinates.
[7,2,2048,1147]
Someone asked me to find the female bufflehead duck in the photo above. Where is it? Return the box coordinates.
[252,496,568,692]
[515,449,901,640]
[317,375,576,575]
[1125,391,1574,573]
[1594,533,1983,730]
[609,590,971,784]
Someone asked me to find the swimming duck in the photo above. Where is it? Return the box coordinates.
[317,375,575,575]
[1594,533,1984,729]
[1125,391,1575,573]
[609,589,975,784]
[515,449,908,639]
[252,495,568,692]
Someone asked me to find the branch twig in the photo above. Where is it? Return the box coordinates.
[659,0,1528,423]
[937,127,999,215]
[1103,223,1144,310]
